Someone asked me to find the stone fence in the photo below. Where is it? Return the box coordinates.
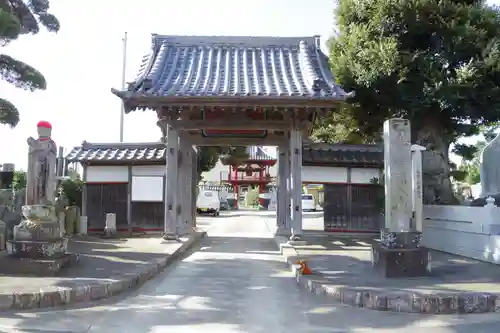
[421,197,500,264]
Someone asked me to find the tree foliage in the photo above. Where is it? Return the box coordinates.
[0,0,60,127]
[196,146,249,182]
[197,146,220,180]
[12,169,25,192]
[311,105,378,144]
[60,177,82,208]
[328,0,500,204]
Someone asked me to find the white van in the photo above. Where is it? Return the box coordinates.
[196,190,221,216]
[301,194,316,212]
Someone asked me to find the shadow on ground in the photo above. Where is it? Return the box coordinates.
[296,235,500,294]
[0,236,178,292]
[0,238,493,333]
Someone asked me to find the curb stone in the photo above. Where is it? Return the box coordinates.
[0,231,206,312]
[273,236,500,314]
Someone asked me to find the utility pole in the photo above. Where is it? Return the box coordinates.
[119,32,128,142]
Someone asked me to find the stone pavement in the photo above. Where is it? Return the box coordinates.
[4,214,500,333]
[275,233,500,314]
[0,231,206,311]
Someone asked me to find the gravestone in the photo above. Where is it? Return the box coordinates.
[2,121,78,276]
[0,164,20,249]
[371,118,430,278]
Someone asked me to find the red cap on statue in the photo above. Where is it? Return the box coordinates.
[37,120,52,140]
[37,120,52,129]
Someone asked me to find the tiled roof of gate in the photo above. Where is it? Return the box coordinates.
[114,35,353,109]
[65,142,166,163]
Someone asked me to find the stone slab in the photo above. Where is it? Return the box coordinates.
[0,231,206,312]
[273,235,500,314]
[0,252,78,276]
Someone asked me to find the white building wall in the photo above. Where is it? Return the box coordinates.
[421,200,500,264]
[86,165,164,202]
[131,165,165,176]
[302,166,348,183]
[350,168,380,184]
[302,166,379,184]
[86,166,128,183]
[201,161,228,183]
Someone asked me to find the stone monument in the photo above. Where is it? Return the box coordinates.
[480,132,500,200]
[2,121,78,275]
[371,118,430,277]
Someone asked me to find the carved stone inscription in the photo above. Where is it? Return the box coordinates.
[383,118,412,232]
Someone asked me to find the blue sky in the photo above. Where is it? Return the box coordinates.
[1,0,499,169]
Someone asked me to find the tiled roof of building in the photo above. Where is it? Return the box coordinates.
[114,35,353,110]
[66,142,382,167]
[302,143,383,167]
[65,142,167,163]
[247,146,276,161]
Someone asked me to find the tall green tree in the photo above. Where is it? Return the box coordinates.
[0,0,60,126]
[311,105,376,144]
[330,0,500,204]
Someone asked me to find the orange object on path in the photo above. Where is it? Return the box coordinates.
[296,260,313,275]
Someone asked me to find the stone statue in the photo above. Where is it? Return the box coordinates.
[8,121,66,254]
[480,132,500,198]
[25,121,57,206]
[1,121,79,274]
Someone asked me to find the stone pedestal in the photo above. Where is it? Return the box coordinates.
[371,243,430,278]
[6,238,68,258]
[2,204,78,275]
[372,230,430,277]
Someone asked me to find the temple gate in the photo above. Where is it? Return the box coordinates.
[112,34,353,241]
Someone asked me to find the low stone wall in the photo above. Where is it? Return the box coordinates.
[421,199,500,264]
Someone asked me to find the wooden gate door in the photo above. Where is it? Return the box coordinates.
[131,202,164,230]
[87,184,103,230]
[349,185,382,232]
[86,183,127,230]
[323,184,382,232]
[323,184,350,231]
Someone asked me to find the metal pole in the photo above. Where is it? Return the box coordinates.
[119,32,128,142]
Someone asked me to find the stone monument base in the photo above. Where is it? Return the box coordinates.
[0,252,79,276]
[371,243,431,278]
[6,238,68,258]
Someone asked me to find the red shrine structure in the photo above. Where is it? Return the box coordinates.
[226,146,276,208]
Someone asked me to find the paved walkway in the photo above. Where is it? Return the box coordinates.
[3,214,500,333]
[0,232,205,311]
[278,233,500,314]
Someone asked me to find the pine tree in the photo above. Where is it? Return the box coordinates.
[0,0,60,127]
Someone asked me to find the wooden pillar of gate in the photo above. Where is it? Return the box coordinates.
[177,132,194,235]
[289,127,303,241]
[164,125,179,240]
[277,145,291,236]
